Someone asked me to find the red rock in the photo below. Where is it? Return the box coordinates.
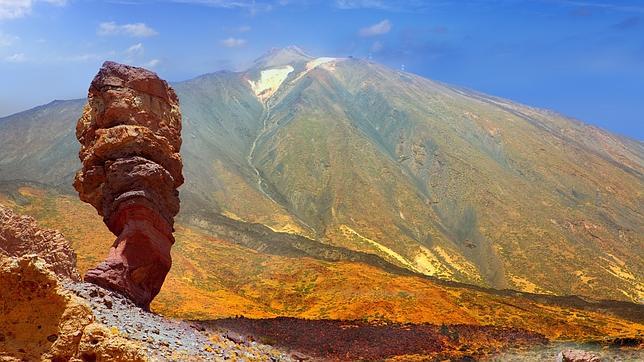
[74,61,183,309]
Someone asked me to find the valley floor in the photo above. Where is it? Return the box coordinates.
[200,317,643,361]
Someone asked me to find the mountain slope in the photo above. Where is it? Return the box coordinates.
[241,56,643,301]
[0,99,85,187]
[0,47,641,303]
[1,185,642,345]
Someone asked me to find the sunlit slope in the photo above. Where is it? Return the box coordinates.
[0,49,641,302]
[242,57,644,302]
[1,186,642,342]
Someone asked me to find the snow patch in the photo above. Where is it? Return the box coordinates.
[306,57,337,71]
[248,65,294,102]
[292,57,343,83]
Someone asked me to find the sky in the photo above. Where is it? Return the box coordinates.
[0,0,642,139]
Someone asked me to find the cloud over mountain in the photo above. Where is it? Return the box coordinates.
[98,21,158,37]
[359,19,392,36]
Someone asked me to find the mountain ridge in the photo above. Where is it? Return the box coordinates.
[0,48,642,303]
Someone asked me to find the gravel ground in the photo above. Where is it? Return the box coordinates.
[489,342,643,361]
[64,281,295,361]
[62,281,643,361]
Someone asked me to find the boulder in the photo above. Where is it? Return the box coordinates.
[556,349,601,362]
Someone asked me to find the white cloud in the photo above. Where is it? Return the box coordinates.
[98,22,158,37]
[4,52,25,62]
[336,0,388,9]
[169,0,273,15]
[143,58,160,68]
[121,43,159,68]
[220,37,246,47]
[0,0,31,20]
[359,19,392,36]
[125,42,144,57]
[334,0,430,11]
[0,31,18,46]
[0,0,67,20]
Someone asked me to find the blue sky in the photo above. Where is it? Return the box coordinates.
[0,0,642,139]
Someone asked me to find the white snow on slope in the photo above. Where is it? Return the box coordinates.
[248,65,294,102]
[306,57,336,71]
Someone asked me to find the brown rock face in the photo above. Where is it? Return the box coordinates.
[74,61,183,309]
[0,204,81,281]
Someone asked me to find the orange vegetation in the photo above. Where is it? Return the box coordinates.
[2,187,642,342]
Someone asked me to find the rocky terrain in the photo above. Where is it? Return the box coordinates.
[1,255,147,361]
[202,317,548,361]
[0,205,293,361]
[494,344,643,361]
[0,204,80,280]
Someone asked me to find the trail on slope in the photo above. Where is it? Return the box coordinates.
[246,78,315,235]
[247,102,277,205]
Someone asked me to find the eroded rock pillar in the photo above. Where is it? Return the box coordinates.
[74,61,183,309]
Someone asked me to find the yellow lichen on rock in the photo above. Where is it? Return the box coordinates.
[0,255,147,362]
[76,323,147,362]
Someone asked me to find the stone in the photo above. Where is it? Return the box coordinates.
[0,255,147,361]
[556,349,602,362]
[74,61,183,309]
[0,204,81,281]
[77,323,148,362]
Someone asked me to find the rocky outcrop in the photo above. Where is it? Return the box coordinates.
[556,349,601,362]
[0,255,147,361]
[0,204,80,280]
[74,61,183,309]
[0,209,291,361]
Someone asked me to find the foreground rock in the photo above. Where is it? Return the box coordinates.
[0,255,147,361]
[0,204,80,280]
[556,349,601,362]
[0,254,292,361]
[0,204,292,361]
[74,61,184,309]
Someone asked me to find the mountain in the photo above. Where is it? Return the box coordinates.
[0,47,642,305]
[2,184,643,349]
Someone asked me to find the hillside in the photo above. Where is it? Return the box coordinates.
[0,47,642,304]
[1,184,643,345]
[4,199,639,361]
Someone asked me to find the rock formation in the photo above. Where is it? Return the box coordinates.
[0,204,80,281]
[74,61,183,309]
[556,349,601,362]
[0,255,147,362]
[0,206,289,361]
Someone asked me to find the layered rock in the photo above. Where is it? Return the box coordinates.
[74,61,183,309]
[0,204,80,280]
